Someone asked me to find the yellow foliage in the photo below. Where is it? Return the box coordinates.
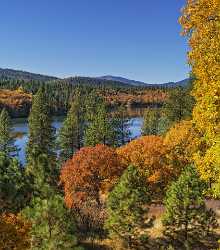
[0,213,31,250]
[179,0,220,188]
[164,120,199,168]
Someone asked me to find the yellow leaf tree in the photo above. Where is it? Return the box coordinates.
[179,0,220,191]
[0,213,31,250]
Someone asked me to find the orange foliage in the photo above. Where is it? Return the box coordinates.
[117,136,172,188]
[104,89,167,107]
[0,89,32,117]
[60,144,124,208]
[0,213,31,250]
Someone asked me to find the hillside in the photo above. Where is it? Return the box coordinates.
[100,75,190,87]
[0,89,32,117]
[0,68,58,82]
[0,67,189,88]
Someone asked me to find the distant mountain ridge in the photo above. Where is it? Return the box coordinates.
[0,68,59,82]
[0,67,189,88]
[99,75,189,87]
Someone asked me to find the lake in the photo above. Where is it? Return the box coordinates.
[12,116,144,165]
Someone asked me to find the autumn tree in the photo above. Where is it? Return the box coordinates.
[117,136,172,193]
[26,87,55,165]
[0,108,17,156]
[179,0,220,194]
[60,144,124,208]
[164,120,199,176]
[0,213,31,250]
[0,152,28,213]
[163,165,218,249]
[22,194,83,250]
[105,165,152,249]
[58,89,85,162]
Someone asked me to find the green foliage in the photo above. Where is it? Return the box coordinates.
[26,87,55,165]
[22,194,83,250]
[0,152,27,213]
[105,165,152,248]
[58,89,85,162]
[25,154,59,199]
[112,105,131,146]
[163,83,195,127]
[0,108,17,156]
[163,165,218,249]
[142,108,161,135]
[85,98,115,147]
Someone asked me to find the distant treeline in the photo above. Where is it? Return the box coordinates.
[0,77,185,117]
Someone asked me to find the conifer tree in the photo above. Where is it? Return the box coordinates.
[22,194,83,250]
[26,87,55,164]
[163,165,218,249]
[85,102,115,147]
[0,152,27,213]
[112,105,131,146]
[142,108,161,136]
[105,165,152,248]
[58,89,85,162]
[0,108,17,156]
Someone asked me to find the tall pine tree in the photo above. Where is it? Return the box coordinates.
[58,89,85,162]
[85,101,115,147]
[0,108,17,156]
[26,87,55,164]
[105,165,152,248]
[163,165,218,249]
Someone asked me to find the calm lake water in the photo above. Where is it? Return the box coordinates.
[12,116,144,165]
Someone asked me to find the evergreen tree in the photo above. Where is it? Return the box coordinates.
[0,152,27,213]
[163,84,195,127]
[142,108,161,136]
[0,108,17,156]
[26,87,55,164]
[85,102,115,147]
[58,89,85,162]
[105,165,152,248]
[112,105,131,146]
[25,153,59,199]
[163,165,218,249]
[22,194,83,250]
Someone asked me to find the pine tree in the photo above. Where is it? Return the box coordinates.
[85,102,115,147]
[163,84,195,126]
[26,87,55,164]
[163,165,218,249]
[105,165,152,248]
[142,108,161,136]
[22,194,83,250]
[25,153,59,199]
[58,89,85,162]
[0,108,17,156]
[0,152,27,213]
[112,105,131,146]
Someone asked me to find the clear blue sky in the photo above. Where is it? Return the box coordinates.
[0,0,189,83]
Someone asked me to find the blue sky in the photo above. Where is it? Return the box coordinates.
[0,0,189,83]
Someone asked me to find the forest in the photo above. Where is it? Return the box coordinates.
[0,0,220,249]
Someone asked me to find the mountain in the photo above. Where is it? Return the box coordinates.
[0,67,189,88]
[99,75,148,87]
[0,68,58,82]
[99,75,190,87]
